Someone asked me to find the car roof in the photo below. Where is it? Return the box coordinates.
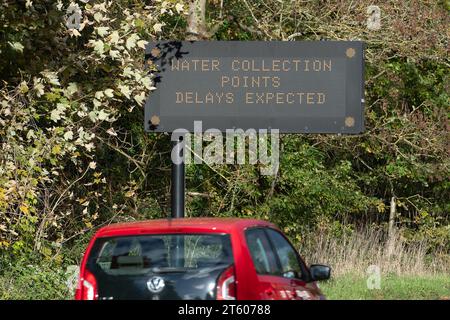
[94,217,277,238]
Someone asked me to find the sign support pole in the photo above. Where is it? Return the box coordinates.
[171,135,185,218]
[170,135,185,267]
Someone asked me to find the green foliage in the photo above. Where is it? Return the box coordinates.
[0,259,72,300]
[263,137,377,241]
[0,0,165,255]
[0,0,448,299]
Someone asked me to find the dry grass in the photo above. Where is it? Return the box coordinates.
[300,227,449,277]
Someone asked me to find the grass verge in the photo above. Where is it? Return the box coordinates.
[320,273,450,300]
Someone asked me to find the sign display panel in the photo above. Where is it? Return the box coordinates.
[145,41,364,133]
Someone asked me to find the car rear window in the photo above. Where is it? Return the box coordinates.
[87,234,233,275]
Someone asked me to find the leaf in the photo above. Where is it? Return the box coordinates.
[84,142,95,152]
[70,29,82,37]
[109,31,120,44]
[125,190,135,198]
[118,84,131,99]
[141,77,152,89]
[122,67,133,78]
[57,102,68,111]
[33,78,45,96]
[109,50,120,59]
[64,130,73,141]
[125,34,140,50]
[96,26,109,37]
[66,82,78,97]
[88,111,98,122]
[134,92,146,105]
[90,40,105,55]
[175,3,184,13]
[93,99,101,107]
[45,92,61,102]
[98,109,108,121]
[19,205,29,215]
[9,42,24,53]
[104,89,114,98]
[19,81,29,93]
[52,145,62,155]
[376,201,386,213]
[50,109,62,122]
[153,23,164,33]
[93,12,103,22]
[106,127,117,136]
[26,130,35,140]
[41,70,60,86]
[40,246,52,257]
[137,40,148,49]
[95,91,104,100]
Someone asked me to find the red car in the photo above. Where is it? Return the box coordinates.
[75,218,330,300]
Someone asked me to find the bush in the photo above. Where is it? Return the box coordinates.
[0,258,75,300]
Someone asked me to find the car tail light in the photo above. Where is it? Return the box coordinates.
[76,270,98,300]
[216,265,236,300]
